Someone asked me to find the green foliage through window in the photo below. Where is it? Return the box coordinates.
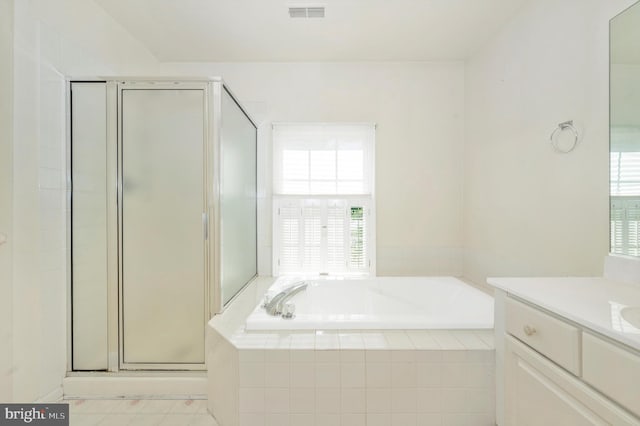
[350,207,365,269]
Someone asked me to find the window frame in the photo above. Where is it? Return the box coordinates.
[271,122,376,277]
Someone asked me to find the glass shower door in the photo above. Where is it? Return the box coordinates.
[220,88,258,305]
[71,82,109,370]
[120,88,206,367]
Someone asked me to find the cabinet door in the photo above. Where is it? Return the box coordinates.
[505,336,638,426]
[582,333,640,418]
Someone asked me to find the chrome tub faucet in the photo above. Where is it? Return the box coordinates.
[264,281,308,317]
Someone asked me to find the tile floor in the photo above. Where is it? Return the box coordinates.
[66,399,219,426]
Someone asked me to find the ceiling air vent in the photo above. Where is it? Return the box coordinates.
[289,6,325,18]
[306,7,325,18]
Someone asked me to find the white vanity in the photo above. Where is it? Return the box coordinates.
[489,264,640,425]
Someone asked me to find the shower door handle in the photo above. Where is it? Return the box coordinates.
[202,212,208,240]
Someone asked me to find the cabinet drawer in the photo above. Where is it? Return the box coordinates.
[506,297,581,375]
[582,333,640,418]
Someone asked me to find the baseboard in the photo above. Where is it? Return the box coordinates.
[63,375,207,399]
[37,386,64,402]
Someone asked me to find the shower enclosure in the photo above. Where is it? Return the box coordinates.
[68,78,257,371]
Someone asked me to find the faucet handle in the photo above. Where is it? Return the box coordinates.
[262,294,272,309]
[282,302,296,319]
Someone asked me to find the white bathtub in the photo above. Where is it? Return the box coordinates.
[245,276,494,330]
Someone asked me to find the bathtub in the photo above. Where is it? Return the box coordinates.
[209,276,497,425]
[245,276,494,331]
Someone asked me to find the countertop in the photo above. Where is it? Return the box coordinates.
[488,277,640,352]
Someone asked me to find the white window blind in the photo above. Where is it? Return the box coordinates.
[303,203,322,271]
[274,199,372,275]
[610,127,640,255]
[278,203,300,272]
[327,203,345,271]
[611,151,640,196]
[273,123,375,195]
[611,127,640,197]
[611,198,640,256]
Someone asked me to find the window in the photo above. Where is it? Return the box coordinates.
[273,123,375,276]
[273,123,374,195]
[611,127,640,255]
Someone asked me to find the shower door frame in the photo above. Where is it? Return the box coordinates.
[116,80,213,371]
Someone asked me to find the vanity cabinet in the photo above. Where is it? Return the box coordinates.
[499,295,640,426]
[505,335,637,425]
[582,333,640,418]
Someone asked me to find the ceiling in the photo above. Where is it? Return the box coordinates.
[95,0,528,62]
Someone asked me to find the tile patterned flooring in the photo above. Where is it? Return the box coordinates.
[66,399,219,426]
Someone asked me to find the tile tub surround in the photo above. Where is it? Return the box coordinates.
[207,278,496,426]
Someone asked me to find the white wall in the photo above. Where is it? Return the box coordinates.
[29,0,157,76]
[11,0,67,400]
[0,0,14,404]
[463,0,635,285]
[5,0,161,402]
[156,62,466,277]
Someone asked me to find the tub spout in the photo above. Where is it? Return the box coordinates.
[265,281,308,316]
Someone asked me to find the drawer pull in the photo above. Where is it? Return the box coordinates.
[523,325,537,336]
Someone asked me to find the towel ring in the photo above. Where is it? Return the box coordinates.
[550,120,579,153]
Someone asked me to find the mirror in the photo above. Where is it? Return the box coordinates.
[610,1,640,256]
